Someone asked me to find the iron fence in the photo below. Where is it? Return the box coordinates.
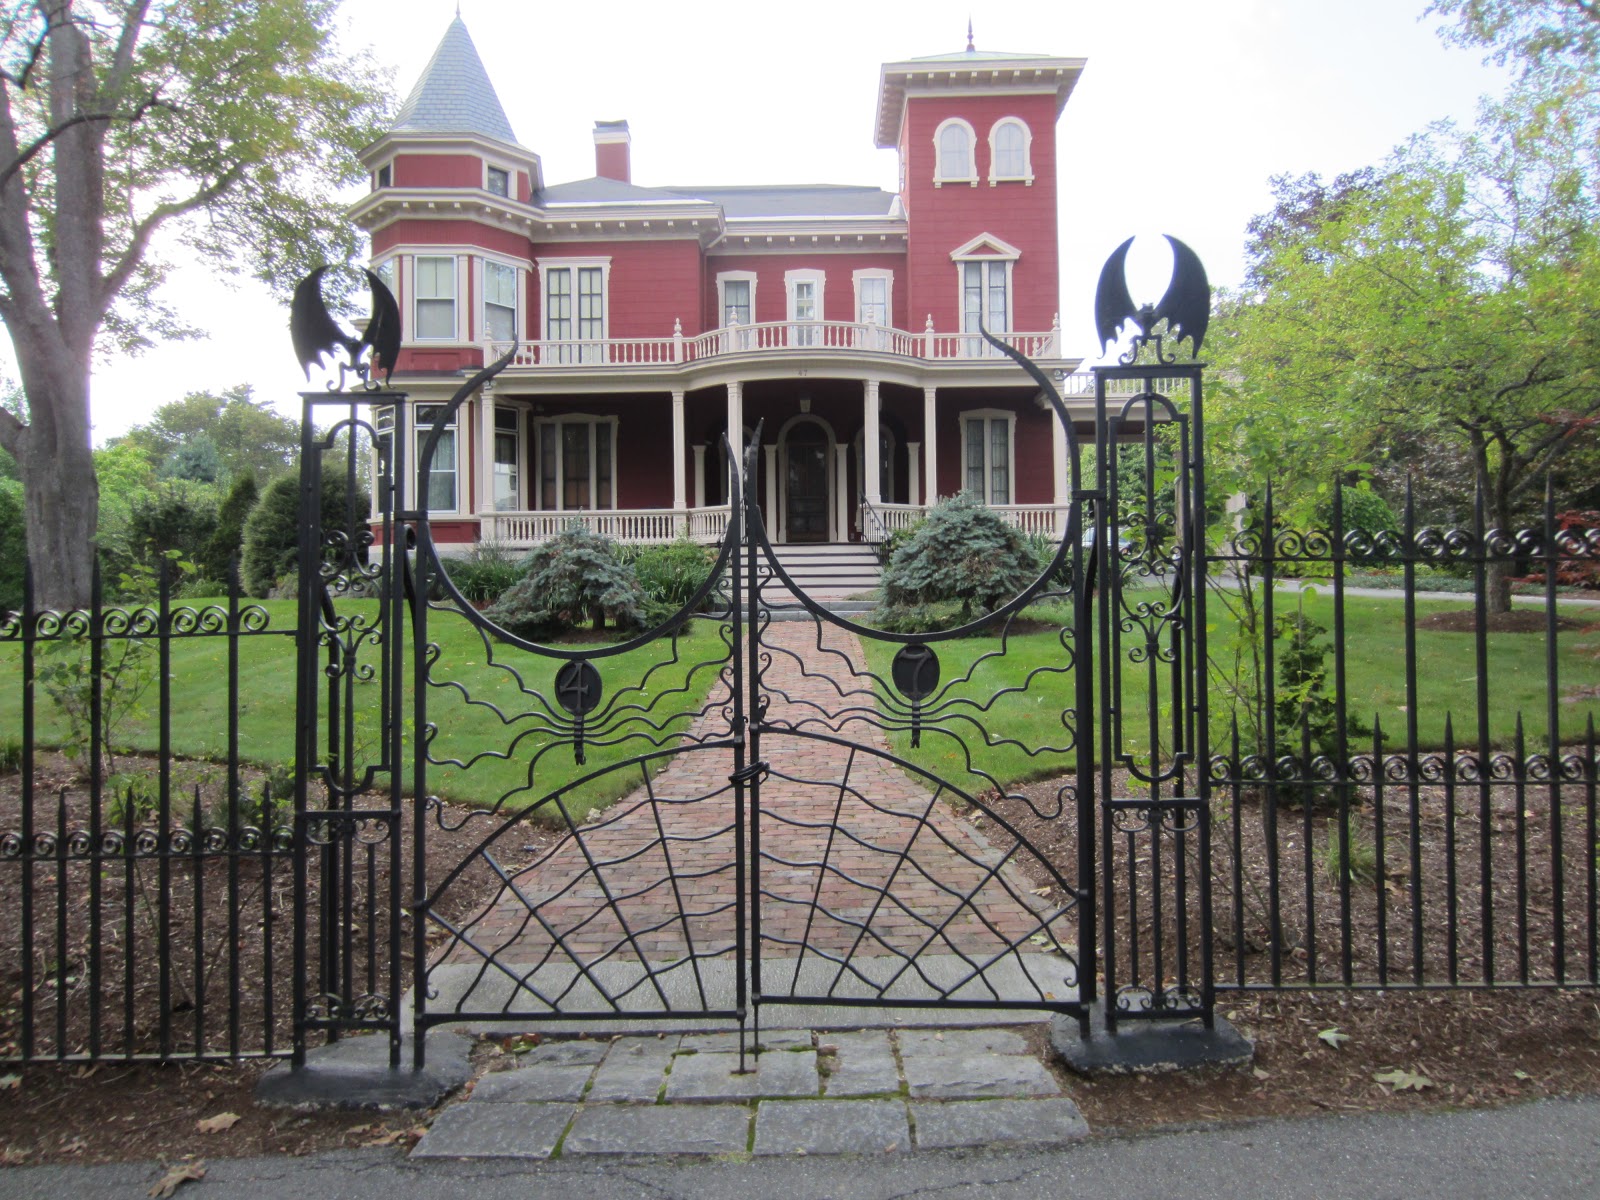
[1204,484,1600,991]
[2,470,1598,1065]
[0,564,300,1061]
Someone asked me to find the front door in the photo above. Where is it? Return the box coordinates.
[785,432,829,542]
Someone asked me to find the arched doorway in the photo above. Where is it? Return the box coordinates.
[778,416,834,543]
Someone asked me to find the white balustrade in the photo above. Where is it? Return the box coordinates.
[859,502,1071,542]
[485,506,731,547]
[487,321,1064,371]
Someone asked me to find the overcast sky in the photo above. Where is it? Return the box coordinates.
[34,0,1509,443]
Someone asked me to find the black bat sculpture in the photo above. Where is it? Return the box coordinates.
[1093,234,1210,358]
[290,265,402,388]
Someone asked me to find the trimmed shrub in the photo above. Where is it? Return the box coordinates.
[630,537,716,612]
[240,471,370,598]
[444,540,525,605]
[484,525,648,637]
[200,474,259,584]
[125,481,220,572]
[880,493,1038,620]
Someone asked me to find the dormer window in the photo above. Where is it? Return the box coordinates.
[988,119,1033,184]
[934,118,977,186]
[486,166,509,197]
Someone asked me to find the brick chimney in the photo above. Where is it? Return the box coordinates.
[594,120,631,183]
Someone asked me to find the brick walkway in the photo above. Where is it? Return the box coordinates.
[438,623,1073,1010]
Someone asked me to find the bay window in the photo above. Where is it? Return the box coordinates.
[484,260,518,343]
[414,255,456,340]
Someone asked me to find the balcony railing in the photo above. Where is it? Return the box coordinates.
[485,319,1065,371]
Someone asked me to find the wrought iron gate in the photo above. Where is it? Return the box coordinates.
[290,340,1217,1063]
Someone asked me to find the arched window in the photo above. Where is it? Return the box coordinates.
[988,118,1033,184]
[933,118,976,186]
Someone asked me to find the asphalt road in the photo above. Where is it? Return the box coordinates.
[2,1095,1597,1200]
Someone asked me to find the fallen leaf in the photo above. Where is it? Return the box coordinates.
[197,1112,241,1134]
[148,1160,206,1198]
[1318,1027,1351,1050]
[1513,1070,1533,1082]
[1252,1067,1270,1081]
[0,1074,19,1091]
[1374,1068,1434,1092]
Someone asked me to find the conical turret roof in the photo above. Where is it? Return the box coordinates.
[390,16,517,143]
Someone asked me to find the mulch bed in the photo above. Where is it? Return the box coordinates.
[0,753,1597,1165]
[1418,609,1596,634]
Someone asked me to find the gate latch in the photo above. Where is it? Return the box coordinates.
[729,761,769,786]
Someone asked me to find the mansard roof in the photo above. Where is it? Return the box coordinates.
[390,16,518,144]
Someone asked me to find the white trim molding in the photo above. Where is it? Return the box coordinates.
[958,407,1018,505]
[987,117,1034,185]
[933,116,978,187]
[784,268,826,347]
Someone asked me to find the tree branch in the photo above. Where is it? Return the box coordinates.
[0,397,23,455]
[95,162,243,318]
[0,89,166,191]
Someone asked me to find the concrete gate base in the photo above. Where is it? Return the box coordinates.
[1049,1002,1254,1076]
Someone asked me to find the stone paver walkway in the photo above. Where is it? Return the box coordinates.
[412,1025,1089,1159]
[433,623,1078,1018]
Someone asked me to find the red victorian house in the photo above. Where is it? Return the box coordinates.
[353,18,1089,551]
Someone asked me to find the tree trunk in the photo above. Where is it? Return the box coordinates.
[6,361,98,612]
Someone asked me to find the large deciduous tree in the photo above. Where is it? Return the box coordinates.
[116,383,300,483]
[1208,81,1600,611]
[0,1,386,610]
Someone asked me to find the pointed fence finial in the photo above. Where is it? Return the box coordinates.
[966,17,975,51]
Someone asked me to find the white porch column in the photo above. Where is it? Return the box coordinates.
[922,387,938,504]
[834,443,849,542]
[763,444,778,539]
[671,389,687,512]
[907,442,922,507]
[692,445,707,509]
[726,381,743,461]
[476,386,496,525]
[862,379,881,505]
[1052,405,1069,510]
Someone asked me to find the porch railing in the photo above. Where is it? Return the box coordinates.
[862,501,1073,543]
[481,506,731,546]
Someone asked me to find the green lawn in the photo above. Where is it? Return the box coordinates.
[0,598,729,824]
[860,590,1600,792]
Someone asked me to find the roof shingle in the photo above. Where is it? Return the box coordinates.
[390,17,517,144]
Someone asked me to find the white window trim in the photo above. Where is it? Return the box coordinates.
[952,262,1016,348]
[717,270,758,326]
[480,257,523,346]
[492,404,525,512]
[484,162,512,197]
[785,268,826,347]
[537,257,612,361]
[852,268,893,351]
[411,253,461,342]
[933,117,978,188]
[852,269,893,324]
[413,401,464,515]
[987,117,1034,186]
[959,408,1017,506]
[534,413,621,512]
